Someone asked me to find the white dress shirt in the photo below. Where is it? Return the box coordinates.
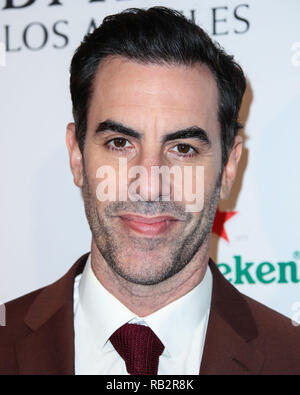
[74,254,212,375]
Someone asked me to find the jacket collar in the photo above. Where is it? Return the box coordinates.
[199,259,264,374]
[15,253,88,375]
[15,254,264,375]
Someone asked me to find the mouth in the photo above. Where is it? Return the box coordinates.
[118,214,181,237]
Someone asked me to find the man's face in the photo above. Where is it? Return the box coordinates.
[67,56,239,285]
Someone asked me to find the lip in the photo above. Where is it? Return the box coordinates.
[118,214,180,236]
[119,214,178,223]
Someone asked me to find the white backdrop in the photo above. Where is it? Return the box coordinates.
[0,0,299,322]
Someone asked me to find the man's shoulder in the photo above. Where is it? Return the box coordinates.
[244,293,290,321]
[208,259,300,374]
[210,258,299,341]
[0,253,88,344]
[239,291,300,372]
[0,287,47,375]
[243,292,300,342]
[0,254,89,375]
[1,288,45,339]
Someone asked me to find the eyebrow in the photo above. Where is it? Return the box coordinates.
[95,119,211,147]
[95,120,142,139]
[161,126,211,146]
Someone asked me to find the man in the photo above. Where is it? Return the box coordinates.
[1,7,299,375]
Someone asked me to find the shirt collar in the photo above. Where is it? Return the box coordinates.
[78,254,212,358]
[78,254,136,350]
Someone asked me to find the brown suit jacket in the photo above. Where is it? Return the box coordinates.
[1,253,300,375]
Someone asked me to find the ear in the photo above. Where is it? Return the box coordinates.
[66,122,83,188]
[220,135,243,200]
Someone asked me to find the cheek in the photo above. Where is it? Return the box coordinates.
[83,156,100,191]
[82,149,106,200]
[83,151,123,205]
[201,155,222,203]
[204,141,223,188]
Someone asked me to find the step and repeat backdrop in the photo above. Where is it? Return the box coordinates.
[0,0,299,322]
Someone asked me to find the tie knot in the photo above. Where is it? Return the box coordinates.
[110,323,164,375]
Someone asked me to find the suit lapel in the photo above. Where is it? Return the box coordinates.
[16,302,74,375]
[15,253,88,375]
[15,254,264,375]
[200,260,264,375]
[200,309,264,375]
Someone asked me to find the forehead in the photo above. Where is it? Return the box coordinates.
[87,56,219,134]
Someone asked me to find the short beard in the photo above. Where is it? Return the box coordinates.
[81,166,222,285]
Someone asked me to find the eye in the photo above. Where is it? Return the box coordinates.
[106,137,133,151]
[171,143,197,157]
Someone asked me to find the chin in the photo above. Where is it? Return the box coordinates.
[110,257,184,286]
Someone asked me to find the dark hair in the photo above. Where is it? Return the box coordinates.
[70,6,246,166]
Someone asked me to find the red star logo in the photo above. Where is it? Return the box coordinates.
[212,208,238,242]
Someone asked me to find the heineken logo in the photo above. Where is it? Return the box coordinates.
[213,210,300,284]
[217,255,300,284]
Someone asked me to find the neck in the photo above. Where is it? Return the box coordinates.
[90,238,211,317]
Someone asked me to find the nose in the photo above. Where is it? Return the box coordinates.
[128,152,171,202]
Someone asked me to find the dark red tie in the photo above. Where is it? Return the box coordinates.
[110,323,164,375]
